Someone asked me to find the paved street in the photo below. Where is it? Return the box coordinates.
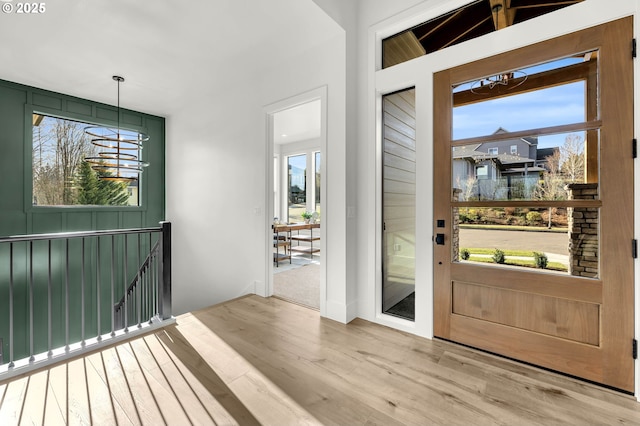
[459,228,569,263]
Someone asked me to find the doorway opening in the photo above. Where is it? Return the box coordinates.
[269,98,323,310]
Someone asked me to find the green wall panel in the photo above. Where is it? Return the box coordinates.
[66,100,92,117]
[0,85,27,214]
[32,93,62,110]
[122,211,144,229]
[0,79,166,362]
[96,211,120,230]
[64,211,93,231]
[123,112,143,126]
[96,106,117,122]
[31,213,63,234]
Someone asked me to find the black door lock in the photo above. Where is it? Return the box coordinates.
[435,234,445,245]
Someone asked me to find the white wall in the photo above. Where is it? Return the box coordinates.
[167,3,350,321]
[260,29,349,321]
[166,74,266,315]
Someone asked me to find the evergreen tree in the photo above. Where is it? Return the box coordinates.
[75,161,130,206]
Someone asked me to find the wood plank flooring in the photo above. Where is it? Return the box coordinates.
[1,294,640,425]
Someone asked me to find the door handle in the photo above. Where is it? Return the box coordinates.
[435,233,445,245]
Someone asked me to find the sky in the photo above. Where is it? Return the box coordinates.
[453,56,589,149]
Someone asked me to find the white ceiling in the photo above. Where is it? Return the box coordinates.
[0,0,339,119]
[273,99,321,145]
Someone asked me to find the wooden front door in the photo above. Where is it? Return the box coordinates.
[433,18,634,392]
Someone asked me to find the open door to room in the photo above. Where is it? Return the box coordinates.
[271,100,322,310]
[433,18,634,392]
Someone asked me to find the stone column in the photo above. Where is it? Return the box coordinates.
[452,188,461,262]
[566,183,598,278]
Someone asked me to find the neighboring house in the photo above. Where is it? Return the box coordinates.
[453,127,558,200]
[127,180,139,206]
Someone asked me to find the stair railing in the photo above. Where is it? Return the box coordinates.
[0,221,173,380]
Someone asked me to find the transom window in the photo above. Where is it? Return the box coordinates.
[382,0,584,69]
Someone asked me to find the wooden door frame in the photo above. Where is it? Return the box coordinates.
[433,18,634,392]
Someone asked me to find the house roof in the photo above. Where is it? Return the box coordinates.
[537,147,558,161]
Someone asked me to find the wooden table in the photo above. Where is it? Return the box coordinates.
[273,223,320,263]
[273,223,320,233]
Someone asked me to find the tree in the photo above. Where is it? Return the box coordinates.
[535,134,585,228]
[33,116,96,205]
[54,119,93,204]
[559,134,585,183]
[536,149,566,201]
[455,175,478,201]
[536,134,585,200]
[75,160,130,206]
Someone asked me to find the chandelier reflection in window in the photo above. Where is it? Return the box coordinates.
[85,76,149,182]
[470,70,528,96]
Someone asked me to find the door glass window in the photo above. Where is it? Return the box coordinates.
[451,52,599,278]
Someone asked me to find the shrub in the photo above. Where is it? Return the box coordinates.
[492,248,505,264]
[534,252,548,269]
[459,212,470,223]
[504,207,516,216]
[526,211,543,223]
[460,248,470,260]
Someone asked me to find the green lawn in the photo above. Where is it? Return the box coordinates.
[463,248,567,272]
[460,224,568,233]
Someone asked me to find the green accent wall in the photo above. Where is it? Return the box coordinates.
[0,79,165,361]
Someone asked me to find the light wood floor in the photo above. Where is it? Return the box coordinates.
[1,295,640,425]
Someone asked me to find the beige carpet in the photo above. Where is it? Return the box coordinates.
[273,263,320,310]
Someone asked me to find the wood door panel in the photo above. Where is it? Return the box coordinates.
[597,17,635,392]
[450,263,602,304]
[449,315,608,386]
[447,26,604,88]
[434,17,634,392]
[452,281,600,345]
